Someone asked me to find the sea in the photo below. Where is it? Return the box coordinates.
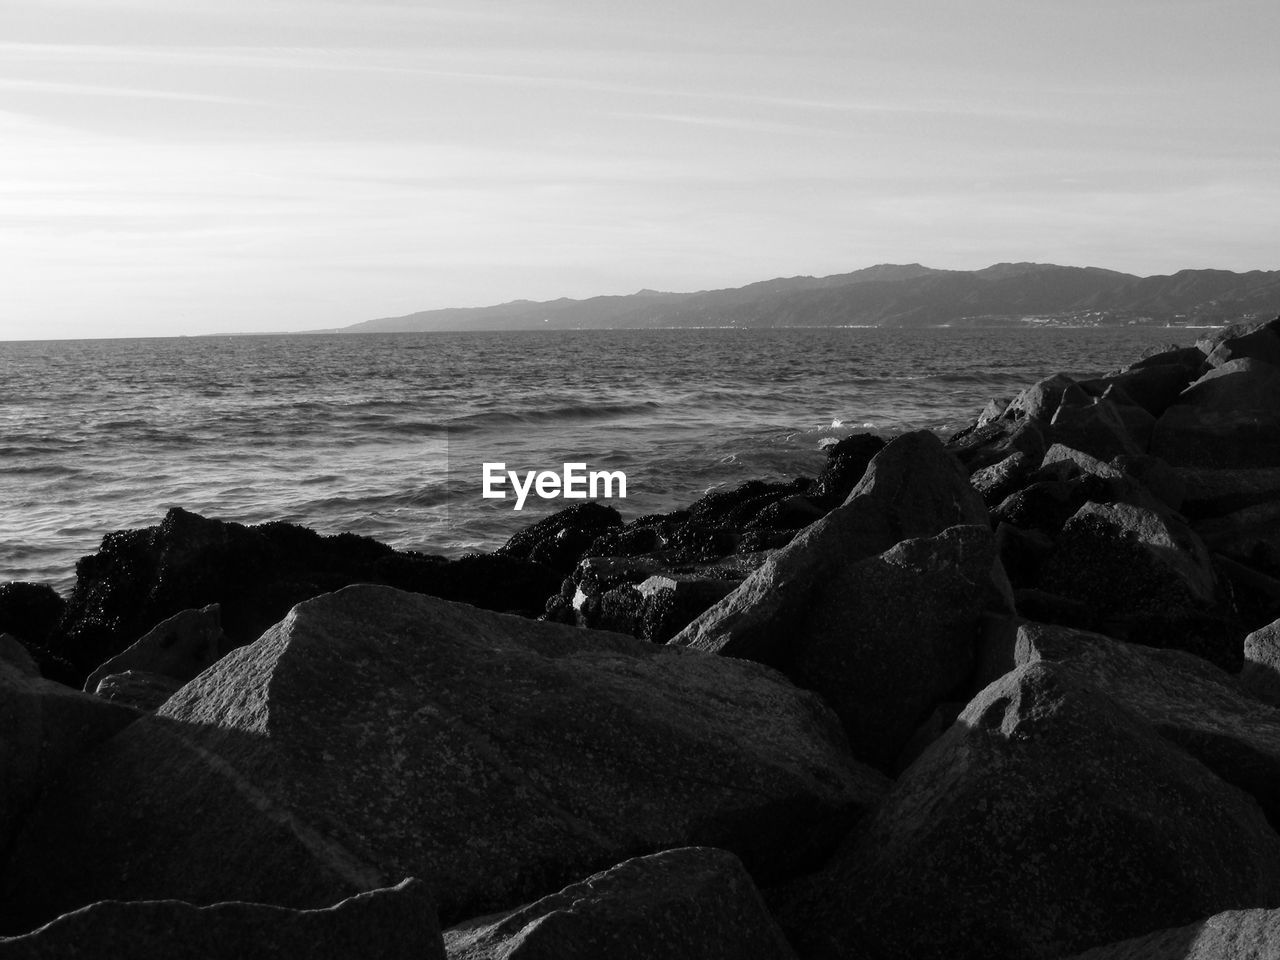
[0,325,1199,594]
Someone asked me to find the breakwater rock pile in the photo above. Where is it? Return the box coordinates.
[4,318,1280,958]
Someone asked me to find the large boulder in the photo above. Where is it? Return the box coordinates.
[1063,907,1280,960]
[672,431,988,664]
[772,660,1280,960]
[1203,319,1280,369]
[1077,363,1197,419]
[83,603,228,695]
[1243,618,1280,706]
[0,656,137,851]
[1016,622,1280,828]
[686,525,1012,770]
[1150,358,1280,468]
[49,508,562,686]
[444,848,796,960]
[0,878,441,960]
[1047,397,1144,462]
[1,586,885,934]
[1037,500,1235,668]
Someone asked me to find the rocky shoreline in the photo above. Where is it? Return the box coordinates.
[3,318,1280,958]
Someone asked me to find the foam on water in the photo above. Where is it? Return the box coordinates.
[0,326,1189,593]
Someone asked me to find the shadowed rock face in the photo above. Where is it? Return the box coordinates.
[772,660,1280,960]
[0,585,885,935]
[0,878,442,960]
[672,430,989,663]
[1062,907,1280,960]
[445,847,797,960]
[0,656,138,854]
[1151,358,1280,468]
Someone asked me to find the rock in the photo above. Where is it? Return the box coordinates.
[49,508,562,686]
[772,661,1280,960]
[744,495,825,531]
[1110,453,1186,512]
[1077,363,1196,418]
[1243,619,1280,706]
[1062,908,1280,960]
[808,434,886,509]
[1047,397,1143,461]
[1003,372,1078,423]
[1,585,885,934]
[1214,553,1280,636]
[0,657,137,852]
[1194,500,1280,578]
[0,583,68,682]
[672,431,989,665]
[696,525,1010,769]
[1016,621,1280,829]
[1204,320,1280,369]
[563,552,769,637]
[0,878,442,960]
[976,397,1009,426]
[1126,343,1206,375]
[496,502,623,575]
[947,417,1047,473]
[995,523,1055,590]
[92,670,185,712]
[0,582,63,650]
[1150,358,1280,468]
[1196,315,1280,355]
[83,603,228,695]
[628,575,739,643]
[444,848,796,960]
[1038,500,1236,668]
[991,476,1105,536]
[969,451,1034,507]
[1176,466,1280,519]
[0,634,37,676]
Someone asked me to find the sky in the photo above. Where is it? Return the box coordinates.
[1,0,1277,340]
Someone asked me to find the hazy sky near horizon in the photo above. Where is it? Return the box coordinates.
[2,0,1277,340]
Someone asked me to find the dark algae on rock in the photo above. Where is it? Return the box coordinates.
[6,316,1280,958]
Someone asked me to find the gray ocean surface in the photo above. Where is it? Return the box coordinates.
[1,326,1195,594]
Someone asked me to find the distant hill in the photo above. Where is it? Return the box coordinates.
[337,263,1280,333]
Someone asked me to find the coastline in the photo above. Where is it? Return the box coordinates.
[4,317,1280,957]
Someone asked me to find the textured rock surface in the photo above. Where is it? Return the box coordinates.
[689,525,1010,769]
[1,585,884,934]
[1062,908,1280,960]
[773,661,1280,960]
[445,847,796,960]
[1243,618,1280,706]
[83,603,228,695]
[1038,500,1236,668]
[672,431,988,663]
[1150,358,1280,468]
[0,658,138,851]
[1016,621,1280,827]
[91,670,185,712]
[0,878,442,960]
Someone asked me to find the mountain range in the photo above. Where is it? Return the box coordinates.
[339,262,1280,333]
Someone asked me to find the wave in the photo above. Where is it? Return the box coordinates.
[446,400,661,432]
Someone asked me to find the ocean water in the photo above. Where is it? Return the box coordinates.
[1,326,1194,594]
